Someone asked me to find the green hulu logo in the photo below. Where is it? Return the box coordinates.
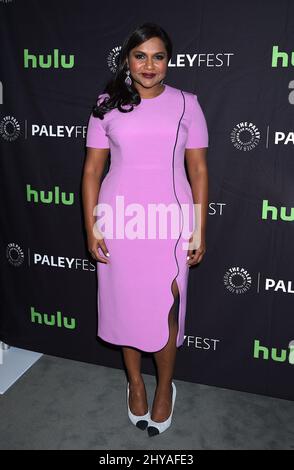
[31,306,76,329]
[261,199,294,221]
[271,45,294,68]
[253,339,294,364]
[26,184,74,205]
[24,49,74,68]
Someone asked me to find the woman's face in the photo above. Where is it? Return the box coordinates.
[126,37,168,90]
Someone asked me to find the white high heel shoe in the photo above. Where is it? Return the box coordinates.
[127,382,150,430]
[147,382,177,436]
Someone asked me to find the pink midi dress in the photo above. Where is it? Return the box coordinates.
[86,83,209,352]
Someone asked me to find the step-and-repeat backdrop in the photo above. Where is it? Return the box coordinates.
[1,0,293,401]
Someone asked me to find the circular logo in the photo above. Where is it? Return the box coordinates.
[230,121,260,151]
[0,116,21,142]
[224,266,252,293]
[107,45,122,74]
[6,243,24,266]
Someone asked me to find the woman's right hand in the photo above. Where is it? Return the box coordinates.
[87,230,110,264]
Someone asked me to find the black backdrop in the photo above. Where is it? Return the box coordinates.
[1,0,294,401]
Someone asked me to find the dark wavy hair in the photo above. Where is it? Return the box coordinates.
[92,22,173,120]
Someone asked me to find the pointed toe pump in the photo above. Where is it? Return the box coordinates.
[127,382,150,430]
[147,381,177,436]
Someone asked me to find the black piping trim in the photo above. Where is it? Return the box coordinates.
[169,90,186,345]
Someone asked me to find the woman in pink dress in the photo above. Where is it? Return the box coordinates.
[82,22,209,436]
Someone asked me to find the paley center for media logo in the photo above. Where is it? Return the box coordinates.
[224,266,294,296]
[0,114,21,141]
[224,266,252,294]
[230,122,261,151]
[6,242,96,272]
[0,115,85,142]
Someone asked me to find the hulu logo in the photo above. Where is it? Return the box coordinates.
[271,45,294,67]
[253,339,294,364]
[31,307,76,329]
[261,199,294,221]
[26,184,74,205]
[24,49,74,69]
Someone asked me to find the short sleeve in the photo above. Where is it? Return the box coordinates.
[186,94,209,149]
[85,94,110,149]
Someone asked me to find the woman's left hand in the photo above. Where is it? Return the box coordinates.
[187,234,206,267]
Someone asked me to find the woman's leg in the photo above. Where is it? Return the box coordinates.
[152,280,179,421]
[122,346,148,415]
[122,280,179,419]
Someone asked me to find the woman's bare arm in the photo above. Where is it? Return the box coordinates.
[81,147,110,263]
[185,147,209,266]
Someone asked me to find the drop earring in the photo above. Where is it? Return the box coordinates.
[125,69,132,86]
[160,79,164,84]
